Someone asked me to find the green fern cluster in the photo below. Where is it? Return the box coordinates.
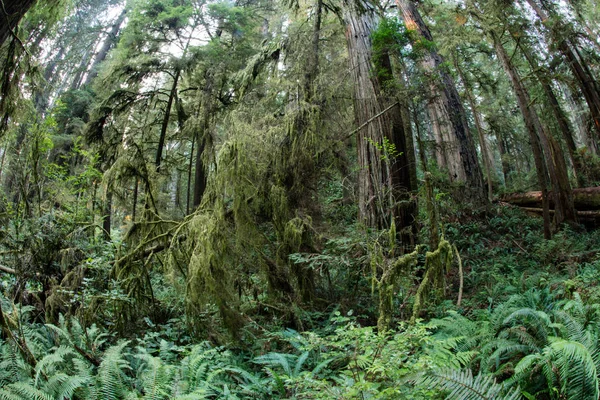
[0,311,266,400]
[430,288,600,400]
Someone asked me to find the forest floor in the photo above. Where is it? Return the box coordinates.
[1,203,600,399]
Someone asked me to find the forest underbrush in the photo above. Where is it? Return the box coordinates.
[1,196,599,399]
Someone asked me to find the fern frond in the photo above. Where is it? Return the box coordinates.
[34,345,79,384]
[41,373,89,399]
[0,382,52,400]
[97,341,133,400]
[254,352,294,376]
[421,368,522,400]
[550,339,599,400]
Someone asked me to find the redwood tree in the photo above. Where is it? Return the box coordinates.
[343,0,417,243]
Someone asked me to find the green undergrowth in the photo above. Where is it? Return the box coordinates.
[2,204,600,399]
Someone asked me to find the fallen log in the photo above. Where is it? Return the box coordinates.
[502,187,600,210]
[521,207,600,220]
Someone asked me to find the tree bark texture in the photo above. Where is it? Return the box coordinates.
[344,0,417,240]
[396,0,484,201]
[493,32,576,234]
[525,0,600,138]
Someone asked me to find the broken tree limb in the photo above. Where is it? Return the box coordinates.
[0,264,15,274]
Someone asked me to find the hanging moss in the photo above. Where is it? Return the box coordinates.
[45,266,85,323]
[374,245,420,332]
[185,210,244,338]
[410,239,452,324]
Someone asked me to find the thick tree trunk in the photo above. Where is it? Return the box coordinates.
[344,1,417,238]
[494,32,576,234]
[396,0,484,201]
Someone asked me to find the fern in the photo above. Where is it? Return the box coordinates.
[421,368,522,400]
[40,373,89,399]
[136,352,177,400]
[0,382,53,400]
[96,341,133,400]
[550,339,599,399]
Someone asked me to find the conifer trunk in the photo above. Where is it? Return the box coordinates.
[396,0,484,201]
[493,32,551,237]
[454,56,494,202]
[343,0,417,242]
[192,132,207,209]
[103,190,112,240]
[495,128,513,186]
[83,8,127,86]
[155,69,181,172]
[525,0,600,138]
[186,135,195,214]
[513,22,584,187]
[493,32,576,235]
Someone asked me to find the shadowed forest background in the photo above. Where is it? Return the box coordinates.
[1,0,600,398]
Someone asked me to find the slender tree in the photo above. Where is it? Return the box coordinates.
[524,0,600,138]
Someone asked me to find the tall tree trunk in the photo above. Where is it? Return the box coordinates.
[70,46,95,91]
[103,190,112,241]
[35,44,66,113]
[343,0,417,240]
[83,8,127,87]
[525,0,600,138]
[192,69,213,209]
[564,84,598,154]
[493,32,576,235]
[192,132,207,209]
[396,0,485,201]
[490,120,513,186]
[493,32,551,237]
[155,69,181,172]
[516,38,584,187]
[303,0,322,103]
[186,135,195,214]
[132,178,138,222]
[454,55,494,202]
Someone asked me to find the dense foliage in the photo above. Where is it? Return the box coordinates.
[0,0,599,398]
